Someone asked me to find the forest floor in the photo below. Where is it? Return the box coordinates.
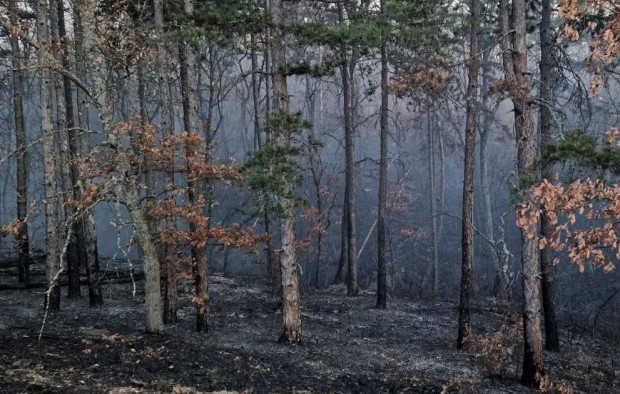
[0,271,618,393]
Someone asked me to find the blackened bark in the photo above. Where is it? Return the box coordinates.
[335,187,347,284]
[180,0,209,332]
[251,33,262,152]
[51,0,81,298]
[539,0,560,352]
[376,0,388,309]
[153,0,177,325]
[428,111,438,297]
[9,0,31,285]
[58,0,83,290]
[457,0,480,350]
[338,2,358,296]
[73,2,102,307]
[480,55,507,301]
[37,0,61,311]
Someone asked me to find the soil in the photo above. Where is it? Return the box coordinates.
[0,272,618,393]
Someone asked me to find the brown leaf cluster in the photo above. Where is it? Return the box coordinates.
[518,178,620,273]
[558,0,620,93]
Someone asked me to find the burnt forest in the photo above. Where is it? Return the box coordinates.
[0,0,619,393]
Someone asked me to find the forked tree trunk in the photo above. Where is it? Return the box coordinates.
[539,0,560,352]
[376,0,388,309]
[457,0,481,350]
[79,0,163,332]
[37,0,61,311]
[270,0,302,344]
[9,0,31,285]
[180,0,209,332]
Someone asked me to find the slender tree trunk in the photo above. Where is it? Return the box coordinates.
[436,113,445,268]
[457,0,481,350]
[338,2,358,296]
[250,32,276,285]
[305,82,324,289]
[376,0,388,309]
[179,0,209,332]
[59,0,88,299]
[153,0,178,325]
[251,33,262,151]
[335,187,348,283]
[539,0,560,352]
[501,0,546,386]
[428,109,439,297]
[51,0,81,298]
[73,4,102,306]
[9,0,31,285]
[37,0,61,311]
[479,57,506,300]
[315,184,323,288]
[270,0,302,344]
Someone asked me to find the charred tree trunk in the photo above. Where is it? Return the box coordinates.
[37,0,61,311]
[251,32,262,152]
[153,0,178,325]
[9,0,31,285]
[376,0,388,309]
[338,2,358,296]
[180,0,209,332]
[335,186,347,284]
[73,3,102,306]
[539,0,560,352]
[457,0,481,350]
[250,32,276,286]
[479,54,507,301]
[50,0,81,298]
[428,110,438,297]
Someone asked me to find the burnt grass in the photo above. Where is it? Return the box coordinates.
[0,274,618,393]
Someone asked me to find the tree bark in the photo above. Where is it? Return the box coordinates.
[500,0,546,386]
[335,187,347,284]
[50,0,81,299]
[428,110,438,297]
[9,0,31,285]
[270,0,302,344]
[479,52,507,301]
[37,0,61,311]
[153,0,178,325]
[457,0,481,350]
[338,2,358,296]
[180,0,209,332]
[376,0,388,309]
[73,3,102,307]
[539,0,560,352]
[80,0,163,332]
